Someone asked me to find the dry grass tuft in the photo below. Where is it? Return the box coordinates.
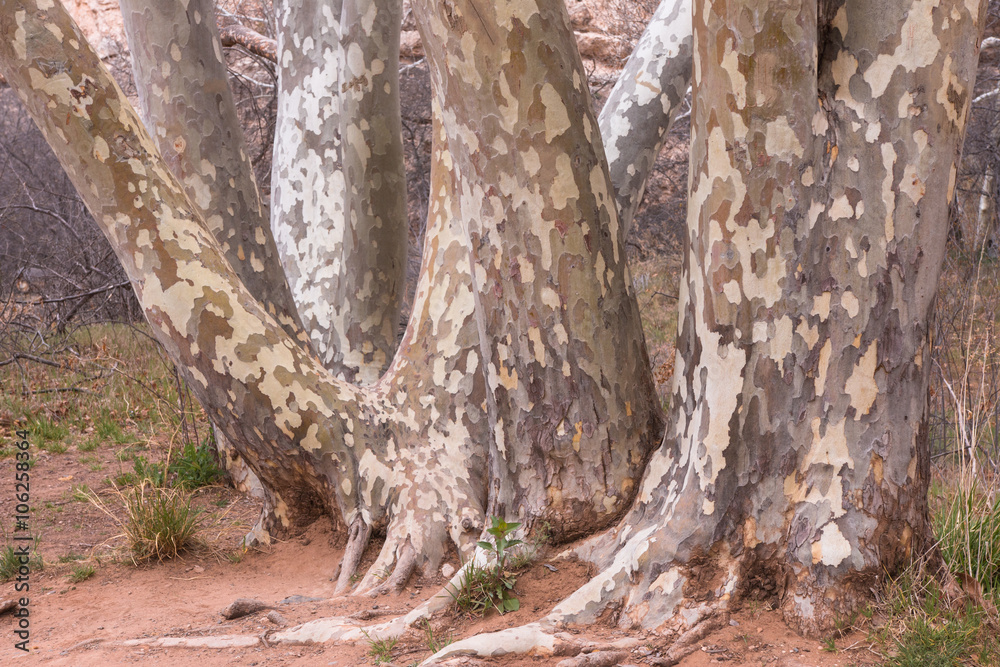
[86,482,204,564]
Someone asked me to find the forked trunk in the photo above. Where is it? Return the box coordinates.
[0,0,987,657]
[0,0,663,587]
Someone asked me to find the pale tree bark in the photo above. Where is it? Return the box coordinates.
[0,0,484,569]
[971,38,1000,253]
[976,163,997,253]
[118,0,304,340]
[0,0,661,585]
[410,0,663,536]
[117,0,310,530]
[426,0,986,661]
[0,0,986,660]
[270,0,409,384]
[598,0,692,232]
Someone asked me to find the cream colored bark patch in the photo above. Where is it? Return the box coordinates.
[804,418,852,471]
[841,290,859,317]
[863,0,941,97]
[899,164,925,204]
[764,117,803,158]
[811,523,852,567]
[812,292,831,320]
[845,341,879,417]
[697,335,747,487]
[720,41,746,108]
[550,154,578,208]
[539,83,571,143]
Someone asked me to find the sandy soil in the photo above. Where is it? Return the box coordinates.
[0,440,883,666]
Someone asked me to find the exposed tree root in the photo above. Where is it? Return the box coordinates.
[334,517,372,594]
[122,635,260,649]
[420,623,581,664]
[242,486,302,547]
[418,608,726,666]
[117,557,486,650]
[554,649,630,667]
[114,540,734,667]
[214,427,264,499]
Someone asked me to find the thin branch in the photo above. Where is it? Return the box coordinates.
[218,22,276,62]
[12,280,130,305]
[21,386,91,396]
[0,352,67,369]
[2,203,84,242]
[974,88,1000,106]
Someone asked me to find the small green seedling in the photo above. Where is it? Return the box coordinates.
[479,516,522,571]
[477,516,522,614]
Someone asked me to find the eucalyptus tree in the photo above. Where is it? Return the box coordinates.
[0,0,984,659]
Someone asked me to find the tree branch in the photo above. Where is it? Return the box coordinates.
[218,22,276,62]
[270,0,409,383]
[11,280,130,305]
[120,0,307,348]
[599,0,693,233]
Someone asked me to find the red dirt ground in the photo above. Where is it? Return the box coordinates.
[0,446,883,667]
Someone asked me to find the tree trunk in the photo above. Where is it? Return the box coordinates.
[425,0,986,660]
[409,0,664,537]
[118,0,304,341]
[0,0,662,583]
[0,0,987,659]
[598,0,692,233]
[270,0,409,384]
[118,0,307,527]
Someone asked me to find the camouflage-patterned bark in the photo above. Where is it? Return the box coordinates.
[0,0,470,563]
[218,22,276,61]
[270,0,408,384]
[1,0,983,652]
[599,0,692,232]
[119,0,305,341]
[426,0,985,660]
[0,0,664,585]
[409,0,664,537]
[118,0,307,527]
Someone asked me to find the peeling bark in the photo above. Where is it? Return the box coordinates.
[270,0,408,384]
[0,0,662,581]
[418,0,987,659]
[0,0,480,563]
[462,0,984,646]
[118,0,307,531]
[599,0,693,232]
[409,0,664,536]
[0,0,985,654]
[119,0,305,343]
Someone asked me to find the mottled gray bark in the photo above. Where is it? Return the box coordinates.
[270,0,408,385]
[599,0,692,232]
[557,0,985,638]
[119,0,305,342]
[1,0,476,559]
[410,0,664,537]
[119,0,304,528]
[0,0,660,587]
[427,0,986,661]
[2,0,983,659]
